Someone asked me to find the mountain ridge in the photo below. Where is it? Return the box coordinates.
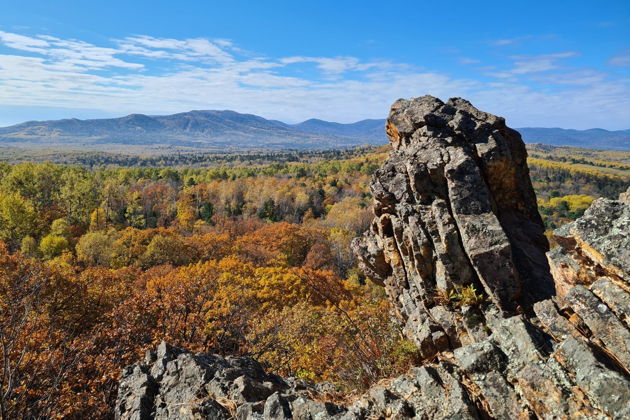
[1,110,629,151]
[0,110,384,151]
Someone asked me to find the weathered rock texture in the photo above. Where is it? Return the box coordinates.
[353,95,554,352]
[549,186,630,296]
[115,341,345,420]
[116,97,630,419]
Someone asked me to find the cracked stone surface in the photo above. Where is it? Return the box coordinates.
[352,95,554,344]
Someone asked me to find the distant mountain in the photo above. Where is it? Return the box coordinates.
[0,111,387,152]
[292,121,630,150]
[1,110,629,152]
[517,127,630,151]
[291,119,386,142]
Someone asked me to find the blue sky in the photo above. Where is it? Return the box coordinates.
[0,0,629,128]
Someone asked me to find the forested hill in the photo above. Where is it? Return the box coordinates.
[0,110,386,152]
[1,110,629,152]
[291,118,385,140]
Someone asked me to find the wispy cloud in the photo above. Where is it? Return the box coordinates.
[458,57,480,65]
[0,31,49,52]
[609,51,630,67]
[490,35,533,46]
[510,52,579,74]
[0,31,142,70]
[118,35,235,64]
[484,52,579,78]
[0,30,628,128]
[530,69,607,85]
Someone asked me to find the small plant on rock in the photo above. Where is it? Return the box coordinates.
[434,285,485,308]
[459,284,485,306]
[433,288,458,306]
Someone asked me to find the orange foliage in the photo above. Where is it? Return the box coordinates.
[235,222,317,266]
[0,220,417,418]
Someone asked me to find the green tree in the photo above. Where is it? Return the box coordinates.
[39,234,69,260]
[0,192,37,249]
[50,218,71,239]
[125,192,146,228]
[140,234,189,267]
[198,202,214,224]
[0,162,62,211]
[258,198,278,222]
[20,235,39,257]
[100,179,127,224]
[58,167,99,225]
[159,168,180,182]
[76,231,115,266]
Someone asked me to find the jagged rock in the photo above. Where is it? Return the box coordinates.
[533,298,579,341]
[454,341,530,419]
[429,305,462,347]
[550,193,630,294]
[262,393,292,420]
[115,364,158,420]
[346,96,630,420]
[565,285,630,370]
[352,95,554,352]
[553,337,630,418]
[116,342,315,420]
[591,277,630,327]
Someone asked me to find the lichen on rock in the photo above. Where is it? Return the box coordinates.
[549,186,630,295]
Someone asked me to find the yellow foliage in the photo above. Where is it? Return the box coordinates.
[547,194,595,212]
[434,284,485,307]
[528,157,624,180]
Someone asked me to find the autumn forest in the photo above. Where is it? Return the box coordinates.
[0,145,628,418]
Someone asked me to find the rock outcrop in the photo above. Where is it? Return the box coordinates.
[115,341,347,420]
[116,97,630,419]
[353,95,554,353]
[548,186,630,296]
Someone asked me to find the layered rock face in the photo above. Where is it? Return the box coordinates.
[549,186,630,296]
[116,97,630,419]
[353,95,554,353]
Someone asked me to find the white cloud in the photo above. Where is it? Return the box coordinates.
[0,31,142,70]
[481,52,580,79]
[459,57,480,64]
[493,39,517,46]
[530,69,607,85]
[0,31,628,128]
[119,35,234,64]
[609,51,630,67]
[510,52,579,74]
[279,56,386,75]
[490,35,533,46]
[0,31,49,52]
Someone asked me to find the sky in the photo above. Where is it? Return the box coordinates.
[0,0,629,129]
